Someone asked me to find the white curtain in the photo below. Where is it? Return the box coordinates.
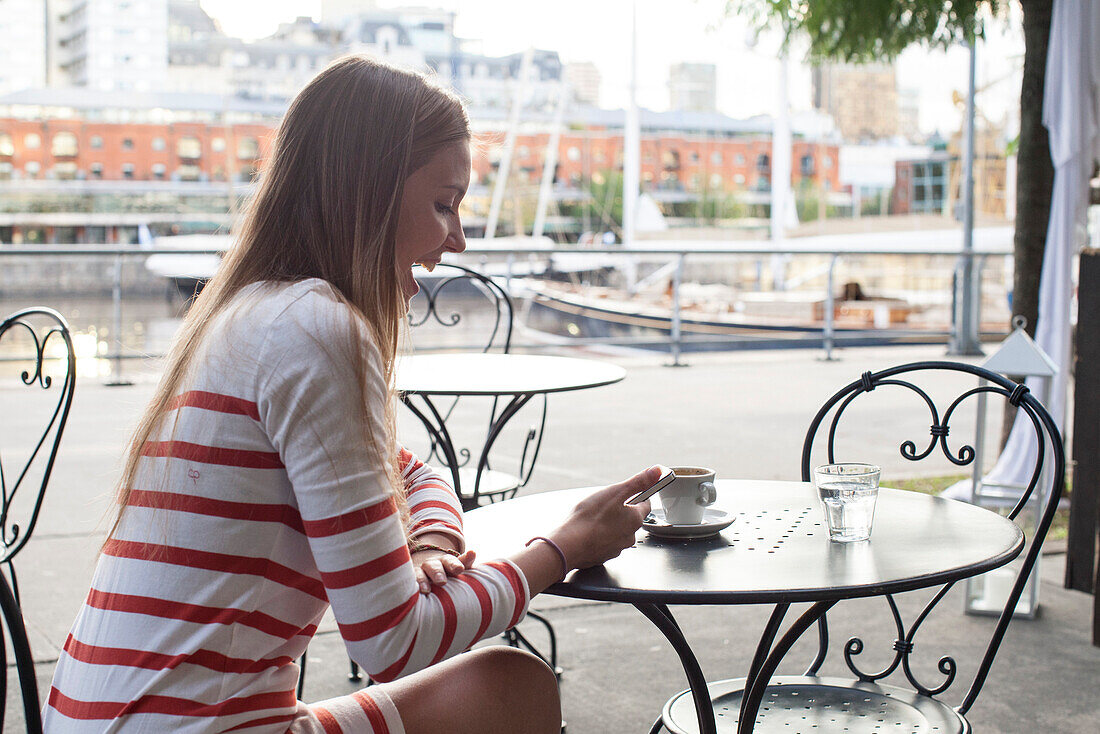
[982,0,1100,492]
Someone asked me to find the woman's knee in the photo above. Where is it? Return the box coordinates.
[467,646,558,700]
[388,646,560,734]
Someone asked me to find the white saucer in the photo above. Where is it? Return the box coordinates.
[643,508,736,539]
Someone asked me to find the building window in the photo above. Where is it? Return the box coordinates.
[177,136,202,159]
[709,173,723,188]
[51,132,79,157]
[566,146,581,162]
[122,163,135,179]
[25,161,41,178]
[756,153,770,172]
[734,153,745,166]
[211,137,226,153]
[710,151,722,165]
[0,162,13,180]
[53,162,78,180]
[152,163,166,179]
[237,136,259,160]
[0,133,13,156]
[90,135,103,149]
[152,136,166,151]
[25,133,41,149]
[690,151,700,163]
[823,156,833,169]
[800,154,815,177]
[177,164,201,181]
[122,138,134,150]
[734,173,746,185]
[90,162,103,178]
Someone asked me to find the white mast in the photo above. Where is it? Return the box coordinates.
[533,82,568,238]
[622,0,640,250]
[485,47,533,239]
[770,50,793,289]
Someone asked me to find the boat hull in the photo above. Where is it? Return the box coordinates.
[523,288,999,352]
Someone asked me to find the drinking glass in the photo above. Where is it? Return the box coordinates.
[813,463,881,542]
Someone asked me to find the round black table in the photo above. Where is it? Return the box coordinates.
[464,480,1024,734]
[396,354,626,510]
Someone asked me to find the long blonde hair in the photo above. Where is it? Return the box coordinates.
[108,56,470,538]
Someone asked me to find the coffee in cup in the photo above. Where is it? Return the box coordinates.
[658,466,717,525]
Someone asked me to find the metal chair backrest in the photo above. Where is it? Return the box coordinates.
[402,264,545,507]
[0,308,77,732]
[799,360,1064,715]
[407,263,514,353]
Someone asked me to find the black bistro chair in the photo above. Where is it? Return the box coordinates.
[402,262,548,509]
[0,308,77,732]
[658,361,1064,734]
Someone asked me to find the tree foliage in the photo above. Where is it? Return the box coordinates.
[730,0,1006,61]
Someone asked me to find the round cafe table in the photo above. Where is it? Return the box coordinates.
[464,480,1024,734]
[395,353,626,510]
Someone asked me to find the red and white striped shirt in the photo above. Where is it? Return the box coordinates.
[45,279,530,732]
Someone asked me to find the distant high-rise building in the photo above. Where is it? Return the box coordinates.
[55,0,169,92]
[898,87,921,141]
[564,61,601,107]
[668,62,716,113]
[812,62,899,142]
[0,0,48,94]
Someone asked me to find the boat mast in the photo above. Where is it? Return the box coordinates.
[770,50,792,290]
[533,81,568,239]
[485,47,534,239]
[622,0,641,287]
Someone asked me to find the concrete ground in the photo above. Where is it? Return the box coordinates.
[5,342,1098,732]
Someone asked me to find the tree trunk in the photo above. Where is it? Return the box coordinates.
[1013,0,1055,338]
[1002,0,1055,446]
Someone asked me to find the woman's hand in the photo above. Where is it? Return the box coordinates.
[550,466,661,571]
[412,547,477,594]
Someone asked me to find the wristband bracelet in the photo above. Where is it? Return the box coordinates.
[525,536,569,582]
[409,542,461,558]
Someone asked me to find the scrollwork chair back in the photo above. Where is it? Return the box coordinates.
[403,264,546,508]
[798,360,1063,721]
[0,307,77,732]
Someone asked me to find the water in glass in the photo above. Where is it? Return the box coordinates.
[817,480,878,541]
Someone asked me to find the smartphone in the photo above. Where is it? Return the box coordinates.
[626,465,675,505]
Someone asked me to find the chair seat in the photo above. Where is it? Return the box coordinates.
[456,467,522,501]
[662,676,968,734]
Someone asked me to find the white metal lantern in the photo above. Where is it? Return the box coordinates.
[964,316,1058,619]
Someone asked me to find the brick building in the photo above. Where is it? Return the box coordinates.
[0,118,271,183]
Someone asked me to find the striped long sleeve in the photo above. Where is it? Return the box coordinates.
[400,448,465,549]
[44,280,530,733]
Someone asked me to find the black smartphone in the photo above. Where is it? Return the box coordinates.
[626,465,675,505]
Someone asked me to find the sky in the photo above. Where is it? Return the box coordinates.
[199,0,1026,137]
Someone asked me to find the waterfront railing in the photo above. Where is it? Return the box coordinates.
[0,243,1012,382]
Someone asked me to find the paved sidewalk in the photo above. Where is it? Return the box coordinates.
[7,342,1099,732]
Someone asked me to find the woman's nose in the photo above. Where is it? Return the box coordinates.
[447,223,466,254]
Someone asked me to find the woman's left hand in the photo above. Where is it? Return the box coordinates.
[412,548,477,593]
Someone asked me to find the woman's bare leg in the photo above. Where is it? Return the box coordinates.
[385,646,561,734]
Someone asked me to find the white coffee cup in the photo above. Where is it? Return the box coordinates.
[658,466,718,525]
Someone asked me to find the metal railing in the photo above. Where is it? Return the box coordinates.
[0,242,1012,380]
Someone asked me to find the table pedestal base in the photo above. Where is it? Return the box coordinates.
[660,677,968,734]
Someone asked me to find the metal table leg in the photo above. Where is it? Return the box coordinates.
[736,601,836,734]
[634,603,716,734]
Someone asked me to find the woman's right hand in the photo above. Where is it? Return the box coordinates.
[550,466,662,571]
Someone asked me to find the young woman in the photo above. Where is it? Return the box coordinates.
[43,56,655,733]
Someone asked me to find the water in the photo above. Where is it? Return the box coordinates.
[817,481,878,542]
